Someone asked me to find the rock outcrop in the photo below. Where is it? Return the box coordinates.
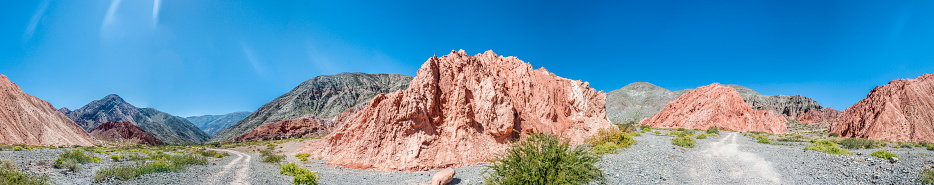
[233,107,361,142]
[830,74,934,143]
[606,82,687,124]
[211,72,413,142]
[89,121,164,145]
[65,94,209,144]
[186,111,251,136]
[641,83,788,134]
[0,74,98,146]
[726,84,840,124]
[796,108,843,127]
[297,50,615,171]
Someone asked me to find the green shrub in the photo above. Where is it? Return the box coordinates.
[828,133,840,137]
[898,142,914,148]
[696,134,707,139]
[280,163,319,185]
[214,154,225,158]
[672,136,696,148]
[757,137,772,144]
[94,154,206,182]
[295,153,311,161]
[676,128,686,132]
[641,127,651,133]
[484,133,604,184]
[804,140,852,155]
[839,138,879,149]
[921,168,934,184]
[654,131,661,135]
[55,150,100,171]
[585,128,635,155]
[705,126,719,135]
[870,150,898,160]
[264,154,286,163]
[110,154,123,162]
[0,159,50,185]
[13,147,22,151]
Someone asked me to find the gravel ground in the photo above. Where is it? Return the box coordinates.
[3,131,933,184]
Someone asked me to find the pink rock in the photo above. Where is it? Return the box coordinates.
[795,107,843,127]
[233,107,362,142]
[641,83,788,134]
[0,74,98,146]
[830,74,934,143]
[297,50,615,171]
[430,168,455,185]
[90,121,164,146]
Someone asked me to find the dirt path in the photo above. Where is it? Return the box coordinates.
[205,149,252,185]
[688,132,783,184]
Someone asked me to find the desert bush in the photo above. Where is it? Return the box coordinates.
[696,134,707,139]
[804,140,852,155]
[898,142,915,148]
[110,154,124,162]
[672,136,696,148]
[921,168,934,184]
[13,146,22,151]
[870,150,898,160]
[295,153,311,161]
[778,135,809,142]
[484,133,604,184]
[585,128,635,155]
[94,154,206,182]
[757,137,772,144]
[263,153,285,163]
[839,138,879,149]
[280,163,319,185]
[828,133,840,137]
[705,127,719,135]
[0,159,50,185]
[654,131,661,135]
[55,150,100,171]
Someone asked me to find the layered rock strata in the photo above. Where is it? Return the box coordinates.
[830,74,934,143]
[89,121,164,145]
[641,83,788,134]
[233,107,361,142]
[0,74,98,146]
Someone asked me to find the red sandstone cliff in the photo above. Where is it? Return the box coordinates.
[0,74,98,146]
[89,121,164,146]
[641,83,788,134]
[296,50,615,171]
[233,107,362,142]
[830,74,934,143]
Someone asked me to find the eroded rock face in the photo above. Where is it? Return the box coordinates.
[796,108,843,127]
[725,84,840,125]
[830,74,934,143]
[0,74,98,146]
[89,121,164,146]
[233,107,361,142]
[297,50,615,171]
[606,82,686,124]
[641,83,788,134]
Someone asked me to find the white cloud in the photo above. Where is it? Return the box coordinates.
[103,0,122,26]
[23,0,51,42]
[152,0,161,25]
[241,42,265,75]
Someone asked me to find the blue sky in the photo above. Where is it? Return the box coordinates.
[1,0,932,117]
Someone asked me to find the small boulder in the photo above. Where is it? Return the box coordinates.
[889,157,900,163]
[430,168,455,185]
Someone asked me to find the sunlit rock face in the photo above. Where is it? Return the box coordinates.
[831,74,934,143]
[0,74,98,146]
[641,83,788,134]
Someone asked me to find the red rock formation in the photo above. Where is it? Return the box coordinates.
[297,50,615,171]
[233,107,362,142]
[0,74,98,146]
[795,107,843,127]
[830,74,934,143]
[89,121,164,146]
[641,83,788,134]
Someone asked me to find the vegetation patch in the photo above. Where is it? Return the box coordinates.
[696,134,707,139]
[585,128,635,155]
[671,136,696,148]
[93,154,206,182]
[280,163,320,185]
[757,137,772,145]
[804,140,852,155]
[838,138,880,149]
[484,133,604,184]
[295,153,311,161]
[55,150,101,172]
[705,126,719,135]
[870,150,898,160]
[260,145,286,163]
[1,159,50,185]
[921,168,934,184]
[828,133,839,137]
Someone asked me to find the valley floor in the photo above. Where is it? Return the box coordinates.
[2,130,932,184]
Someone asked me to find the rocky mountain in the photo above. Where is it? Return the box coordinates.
[0,74,98,146]
[210,72,413,142]
[89,121,163,146]
[234,107,362,142]
[64,94,209,144]
[725,84,839,124]
[830,74,934,143]
[298,50,615,171]
[641,83,788,134]
[186,111,251,136]
[606,82,687,124]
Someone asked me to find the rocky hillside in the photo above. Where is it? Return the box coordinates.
[210,72,413,142]
[606,82,687,124]
[830,74,934,143]
[641,83,788,134]
[186,111,251,136]
[0,74,98,146]
[298,50,615,171]
[725,85,833,122]
[234,107,362,142]
[64,94,209,144]
[89,121,163,145]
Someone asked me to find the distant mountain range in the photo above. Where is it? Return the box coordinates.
[186,111,251,136]
[210,72,413,142]
[61,94,210,144]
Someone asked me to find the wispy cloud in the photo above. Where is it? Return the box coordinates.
[23,0,52,42]
[103,0,122,26]
[152,0,161,25]
[241,42,264,75]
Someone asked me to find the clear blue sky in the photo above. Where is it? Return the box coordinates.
[1,0,932,117]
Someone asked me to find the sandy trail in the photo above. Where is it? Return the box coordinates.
[207,149,252,185]
[688,132,783,184]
